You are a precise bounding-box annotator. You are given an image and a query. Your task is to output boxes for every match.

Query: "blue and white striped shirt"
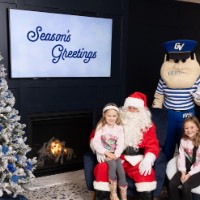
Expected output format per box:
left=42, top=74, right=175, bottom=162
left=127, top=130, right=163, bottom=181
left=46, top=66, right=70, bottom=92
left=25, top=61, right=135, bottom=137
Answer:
left=155, top=77, right=200, bottom=111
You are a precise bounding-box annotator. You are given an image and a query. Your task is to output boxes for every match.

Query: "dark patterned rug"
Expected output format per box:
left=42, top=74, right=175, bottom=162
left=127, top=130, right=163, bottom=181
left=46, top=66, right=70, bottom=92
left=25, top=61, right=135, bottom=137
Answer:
left=23, top=182, right=91, bottom=200
left=22, top=170, right=169, bottom=200
left=22, top=170, right=92, bottom=200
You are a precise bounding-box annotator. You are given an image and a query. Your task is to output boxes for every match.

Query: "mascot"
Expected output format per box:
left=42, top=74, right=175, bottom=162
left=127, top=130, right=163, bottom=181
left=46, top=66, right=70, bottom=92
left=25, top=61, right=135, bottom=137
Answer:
left=152, top=39, right=200, bottom=161
left=90, top=92, right=160, bottom=200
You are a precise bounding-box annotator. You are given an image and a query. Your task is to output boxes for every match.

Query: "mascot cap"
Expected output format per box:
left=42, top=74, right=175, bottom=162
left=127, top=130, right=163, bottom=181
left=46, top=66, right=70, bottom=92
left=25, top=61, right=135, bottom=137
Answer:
left=163, top=39, right=198, bottom=60
left=124, top=92, right=147, bottom=109
left=163, top=39, right=197, bottom=53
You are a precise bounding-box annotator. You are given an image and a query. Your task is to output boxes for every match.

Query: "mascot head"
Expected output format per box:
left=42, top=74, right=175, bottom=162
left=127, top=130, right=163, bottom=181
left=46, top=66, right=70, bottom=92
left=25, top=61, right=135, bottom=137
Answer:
left=161, top=39, right=200, bottom=88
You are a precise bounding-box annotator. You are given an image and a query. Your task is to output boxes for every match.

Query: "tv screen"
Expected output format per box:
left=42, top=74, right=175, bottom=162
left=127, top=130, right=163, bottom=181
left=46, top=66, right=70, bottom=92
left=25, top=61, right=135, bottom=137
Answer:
left=8, top=9, right=113, bottom=78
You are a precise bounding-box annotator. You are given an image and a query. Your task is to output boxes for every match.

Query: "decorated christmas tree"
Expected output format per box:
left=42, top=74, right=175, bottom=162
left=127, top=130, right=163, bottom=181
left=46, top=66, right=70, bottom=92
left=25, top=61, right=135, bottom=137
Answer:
left=0, top=53, right=37, bottom=197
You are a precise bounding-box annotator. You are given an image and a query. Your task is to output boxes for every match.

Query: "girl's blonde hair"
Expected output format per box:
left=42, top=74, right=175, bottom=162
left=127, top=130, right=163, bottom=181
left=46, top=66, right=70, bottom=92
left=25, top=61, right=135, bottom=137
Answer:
left=96, top=103, right=123, bottom=131
left=182, top=116, right=200, bottom=147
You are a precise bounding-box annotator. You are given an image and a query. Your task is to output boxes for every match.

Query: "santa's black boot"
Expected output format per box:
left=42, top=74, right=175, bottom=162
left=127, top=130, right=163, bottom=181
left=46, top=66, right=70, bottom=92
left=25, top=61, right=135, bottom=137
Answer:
left=94, top=190, right=110, bottom=200
left=139, top=191, right=152, bottom=200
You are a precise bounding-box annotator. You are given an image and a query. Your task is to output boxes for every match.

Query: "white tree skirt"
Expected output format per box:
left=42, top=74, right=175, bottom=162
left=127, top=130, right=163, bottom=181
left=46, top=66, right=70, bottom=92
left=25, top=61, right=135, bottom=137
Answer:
left=22, top=170, right=92, bottom=200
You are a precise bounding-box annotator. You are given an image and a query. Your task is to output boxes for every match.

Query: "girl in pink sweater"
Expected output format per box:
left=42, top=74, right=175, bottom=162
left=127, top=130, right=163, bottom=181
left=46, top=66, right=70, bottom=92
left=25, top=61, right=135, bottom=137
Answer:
left=168, top=116, right=200, bottom=200
left=93, top=103, right=127, bottom=200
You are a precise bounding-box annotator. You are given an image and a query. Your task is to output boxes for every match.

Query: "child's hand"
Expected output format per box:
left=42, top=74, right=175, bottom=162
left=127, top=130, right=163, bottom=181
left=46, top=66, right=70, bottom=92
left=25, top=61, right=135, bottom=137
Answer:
left=181, top=172, right=190, bottom=183
left=182, top=173, right=190, bottom=183
left=105, top=157, right=112, bottom=161
left=181, top=172, right=186, bottom=182
left=105, top=151, right=117, bottom=160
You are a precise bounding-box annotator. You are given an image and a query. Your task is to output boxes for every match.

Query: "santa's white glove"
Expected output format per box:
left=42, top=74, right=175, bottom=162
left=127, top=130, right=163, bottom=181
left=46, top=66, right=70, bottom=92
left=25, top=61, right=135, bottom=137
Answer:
left=96, top=153, right=106, bottom=163
left=139, top=153, right=156, bottom=176
left=191, top=85, right=200, bottom=100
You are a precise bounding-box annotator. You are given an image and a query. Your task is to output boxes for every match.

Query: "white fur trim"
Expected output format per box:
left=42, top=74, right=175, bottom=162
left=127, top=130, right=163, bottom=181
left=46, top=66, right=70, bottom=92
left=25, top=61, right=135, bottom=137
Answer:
left=144, top=152, right=156, bottom=166
left=124, top=155, right=144, bottom=166
left=124, top=97, right=144, bottom=108
left=135, top=181, right=157, bottom=192
left=93, top=181, right=110, bottom=191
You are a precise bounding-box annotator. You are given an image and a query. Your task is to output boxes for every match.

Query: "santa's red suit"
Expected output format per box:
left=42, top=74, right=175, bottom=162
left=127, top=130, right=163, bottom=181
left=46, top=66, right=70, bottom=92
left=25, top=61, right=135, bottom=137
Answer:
left=90, top=92, right=160, bottom=194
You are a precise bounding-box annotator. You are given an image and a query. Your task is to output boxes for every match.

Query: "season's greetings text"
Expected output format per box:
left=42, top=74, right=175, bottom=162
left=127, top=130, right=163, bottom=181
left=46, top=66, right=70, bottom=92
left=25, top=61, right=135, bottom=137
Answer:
left=27, top=26, right=97, bottom=64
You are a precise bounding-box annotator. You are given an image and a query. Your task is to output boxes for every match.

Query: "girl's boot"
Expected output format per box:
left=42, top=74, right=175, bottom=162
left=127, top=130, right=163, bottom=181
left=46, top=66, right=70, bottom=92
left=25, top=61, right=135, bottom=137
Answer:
left=119, top=184, right=128, bottom=200
left=109, top=179, right=119, bottom=200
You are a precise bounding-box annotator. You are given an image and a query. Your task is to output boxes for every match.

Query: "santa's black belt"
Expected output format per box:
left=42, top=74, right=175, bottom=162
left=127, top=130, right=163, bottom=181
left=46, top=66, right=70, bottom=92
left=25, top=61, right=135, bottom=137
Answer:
left=123, top=147, right=144, bottom=156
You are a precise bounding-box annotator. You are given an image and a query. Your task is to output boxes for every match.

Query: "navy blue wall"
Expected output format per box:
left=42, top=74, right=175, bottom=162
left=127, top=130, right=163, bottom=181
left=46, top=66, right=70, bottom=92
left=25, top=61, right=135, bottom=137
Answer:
left=0, top=0, right=129, bottom=146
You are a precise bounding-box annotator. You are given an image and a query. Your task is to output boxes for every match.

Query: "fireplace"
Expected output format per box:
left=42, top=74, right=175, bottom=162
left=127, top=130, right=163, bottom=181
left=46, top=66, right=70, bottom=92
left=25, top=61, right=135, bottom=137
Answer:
left=27, top=110, right=93, bottom=176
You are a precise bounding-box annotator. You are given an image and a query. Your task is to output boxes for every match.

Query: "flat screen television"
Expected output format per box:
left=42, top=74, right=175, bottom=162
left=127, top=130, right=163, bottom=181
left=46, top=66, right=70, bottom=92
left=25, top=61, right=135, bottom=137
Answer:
left=8, top=9, right=113, bottom=78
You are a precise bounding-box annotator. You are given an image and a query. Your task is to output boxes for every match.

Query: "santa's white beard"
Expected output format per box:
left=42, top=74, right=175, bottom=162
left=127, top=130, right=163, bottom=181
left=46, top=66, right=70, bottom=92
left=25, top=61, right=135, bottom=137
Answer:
left=120, top=107, right=152, bottom=148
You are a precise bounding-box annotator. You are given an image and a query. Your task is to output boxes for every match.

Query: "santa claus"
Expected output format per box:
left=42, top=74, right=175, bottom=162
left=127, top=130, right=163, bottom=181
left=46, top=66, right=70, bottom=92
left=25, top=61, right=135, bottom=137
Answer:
left=90, top=92, right=160, bottom=200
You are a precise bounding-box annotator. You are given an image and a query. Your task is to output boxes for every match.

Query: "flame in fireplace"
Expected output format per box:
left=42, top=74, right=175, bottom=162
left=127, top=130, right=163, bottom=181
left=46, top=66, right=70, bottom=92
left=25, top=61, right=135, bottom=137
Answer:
left=49, top=140, right=69, bottom=157
left=63, top=148, right=68, bottom=155
left=37, top=137, right=75, bottom=168
left=50, top=140, right=62, bottom=156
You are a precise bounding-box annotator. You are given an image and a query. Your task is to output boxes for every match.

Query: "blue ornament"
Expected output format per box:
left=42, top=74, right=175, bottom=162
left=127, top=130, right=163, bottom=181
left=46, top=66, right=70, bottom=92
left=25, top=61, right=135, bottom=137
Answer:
left=7, top=163, right=16, bottom=173
left=24, top=161, right=33, bottom=171
left=15, top=154, right=20, bottom=162
left=2, top=145, right=8, bottom=154
left=11, top=175, right=18, bottom=183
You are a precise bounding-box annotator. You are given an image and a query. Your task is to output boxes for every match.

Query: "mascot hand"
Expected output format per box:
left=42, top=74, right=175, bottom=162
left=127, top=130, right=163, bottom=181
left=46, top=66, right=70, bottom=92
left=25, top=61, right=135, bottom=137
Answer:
left=152, top=93, right=164, bottom=108
left=139, top=153, right=156, bottom=176
left=96, top=153, right=106, bottom=163
left=191, top=85, right=200, bottom=100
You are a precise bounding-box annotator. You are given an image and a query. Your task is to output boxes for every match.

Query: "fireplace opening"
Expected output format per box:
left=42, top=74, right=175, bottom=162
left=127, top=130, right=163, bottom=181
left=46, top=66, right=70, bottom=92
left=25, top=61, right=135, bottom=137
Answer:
left=27, top=110, right=93, bottom=177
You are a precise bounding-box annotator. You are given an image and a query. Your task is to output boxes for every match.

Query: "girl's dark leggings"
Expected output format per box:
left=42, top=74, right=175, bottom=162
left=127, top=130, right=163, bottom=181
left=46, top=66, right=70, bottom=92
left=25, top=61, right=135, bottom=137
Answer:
left=168, top=171, right=200, bottom=200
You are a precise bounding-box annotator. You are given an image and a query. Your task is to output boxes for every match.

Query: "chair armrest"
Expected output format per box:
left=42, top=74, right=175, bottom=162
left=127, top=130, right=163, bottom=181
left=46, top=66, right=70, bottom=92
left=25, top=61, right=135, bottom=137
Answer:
left=84, top=151, right=97, bottom=191
left=153, top=151, right=168, bottom=197
left=166, top=155, right=178, bottom=180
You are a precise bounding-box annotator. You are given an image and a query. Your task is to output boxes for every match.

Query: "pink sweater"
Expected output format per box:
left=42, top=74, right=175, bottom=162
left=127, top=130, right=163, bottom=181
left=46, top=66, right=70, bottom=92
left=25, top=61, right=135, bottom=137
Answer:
left=178, top=139, right=200, bottom=176
left=93, top=123, right=124, bottom=158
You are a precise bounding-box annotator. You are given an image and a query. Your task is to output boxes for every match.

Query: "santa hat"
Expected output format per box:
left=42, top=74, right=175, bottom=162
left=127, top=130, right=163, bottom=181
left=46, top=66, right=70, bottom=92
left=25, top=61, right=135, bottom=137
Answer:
left=123, top=92, right=147, bottom=109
